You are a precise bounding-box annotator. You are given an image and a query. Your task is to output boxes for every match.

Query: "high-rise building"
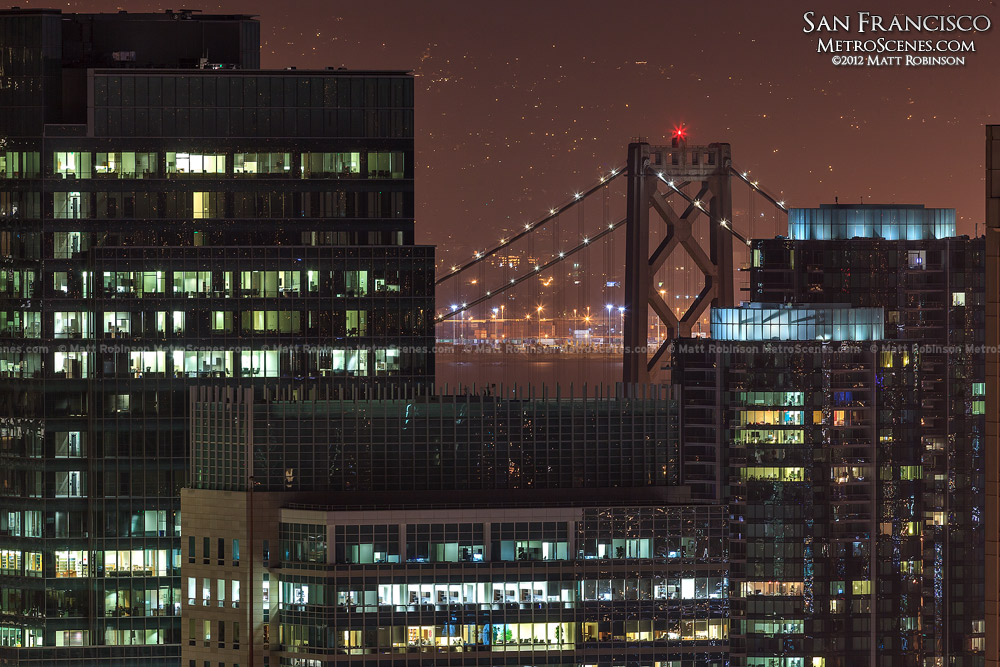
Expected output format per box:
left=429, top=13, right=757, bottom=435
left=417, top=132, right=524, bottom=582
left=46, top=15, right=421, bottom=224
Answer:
left=181, top=385, right=731, bottom=667
left=985, top=127, right=1000, bottom=667
left=0, top=9, right=432, bottom=665
left=674, top=205, right=985, bottom=667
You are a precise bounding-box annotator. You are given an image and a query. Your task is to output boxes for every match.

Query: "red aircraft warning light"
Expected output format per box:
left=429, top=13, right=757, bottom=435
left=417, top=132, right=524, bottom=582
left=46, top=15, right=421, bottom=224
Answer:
left=671, top=125, right=688, bottom=147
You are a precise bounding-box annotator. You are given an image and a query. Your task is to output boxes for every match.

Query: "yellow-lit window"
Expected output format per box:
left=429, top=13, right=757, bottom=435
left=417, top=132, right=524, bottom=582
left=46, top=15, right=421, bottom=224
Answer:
left=904, top=522, right=920, bottom=536
left=899, top=466, right=922, bottom=481
left=25, top=552, right=42, bottom=576
left=831, top=466, right=868, bottom=483
left=952, top=292, right=966, bottom=306
left=813, top=659, right=826, bottom=667
left=192, top=192, right=222, bottom=219
left=973, top=401, right=985, bottom=415
left=851, top=580, right=871, bottom=595
left=210, top=312, right=232, bottom=332
left=740, top=581, right=804, bottom=597
left=741, top=467, right=806, bottom=482
left=813, top=411, right=823, bottom=424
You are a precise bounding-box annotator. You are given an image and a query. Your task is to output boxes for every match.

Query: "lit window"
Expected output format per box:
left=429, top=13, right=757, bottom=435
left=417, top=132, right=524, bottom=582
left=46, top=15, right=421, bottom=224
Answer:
left=741, top=467, right=806, bottom=482
left=166, top=152, right=226, bottom=175
left=53, top=152, right=92, bottom=178
left=301, top=152, right=360, bottom=178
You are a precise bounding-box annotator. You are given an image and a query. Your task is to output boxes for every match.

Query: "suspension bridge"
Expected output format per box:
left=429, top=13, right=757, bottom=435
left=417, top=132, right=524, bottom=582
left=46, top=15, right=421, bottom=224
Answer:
left=435, top=131, right=789, bottom=384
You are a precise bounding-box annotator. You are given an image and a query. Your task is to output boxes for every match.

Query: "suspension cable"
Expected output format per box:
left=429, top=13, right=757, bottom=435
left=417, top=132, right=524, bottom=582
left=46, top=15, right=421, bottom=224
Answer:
left=729, top=165, right=788, bottom=214
left=650, top=171, right=753, bottom=247
left=436, top=217, right=626, bottom=322
left=436, top=164, right=627, bottom=285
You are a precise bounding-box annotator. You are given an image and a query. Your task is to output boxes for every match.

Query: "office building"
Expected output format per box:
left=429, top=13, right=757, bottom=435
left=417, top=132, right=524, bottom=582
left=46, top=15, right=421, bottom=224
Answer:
left=181, top=385, right=730, bottom=667
left=986, top=126, right=1000, bottom=667
left=674, top=205, right=985, bottom=667
left=0, top=9, right=432, bottom=665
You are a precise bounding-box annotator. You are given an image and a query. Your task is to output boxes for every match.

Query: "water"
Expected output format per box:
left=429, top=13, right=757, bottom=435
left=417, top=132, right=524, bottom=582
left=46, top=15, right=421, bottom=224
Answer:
left=436, top=348, right=624, bottom=392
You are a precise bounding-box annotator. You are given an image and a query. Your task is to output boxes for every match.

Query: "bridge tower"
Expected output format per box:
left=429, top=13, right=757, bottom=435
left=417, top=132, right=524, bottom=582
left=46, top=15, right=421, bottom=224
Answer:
left=623, top=135, right=735, bottom=384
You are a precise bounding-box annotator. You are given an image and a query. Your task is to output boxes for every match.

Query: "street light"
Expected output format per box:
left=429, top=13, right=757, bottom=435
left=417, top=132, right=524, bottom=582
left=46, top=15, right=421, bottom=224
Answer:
left=606, top=304, right=614, bottom=345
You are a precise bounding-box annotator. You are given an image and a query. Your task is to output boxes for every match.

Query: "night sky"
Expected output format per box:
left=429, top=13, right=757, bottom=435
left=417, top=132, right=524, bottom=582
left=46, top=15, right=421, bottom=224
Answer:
left=38, top=0, right=1000, bottom=250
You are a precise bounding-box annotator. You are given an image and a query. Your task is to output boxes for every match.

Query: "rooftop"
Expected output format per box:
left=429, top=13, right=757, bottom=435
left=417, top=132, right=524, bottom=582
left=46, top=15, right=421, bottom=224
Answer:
left=788, top=203, right=956, bottom=241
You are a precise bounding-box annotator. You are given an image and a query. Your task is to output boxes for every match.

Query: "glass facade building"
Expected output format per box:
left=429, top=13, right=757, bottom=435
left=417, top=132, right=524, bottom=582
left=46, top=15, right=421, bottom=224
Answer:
left=189, top=386, right=678, bottom=494
left=986, top=126, right=1000, bottom=667
left=181, top=385, right=730, bottom=667
left=787, top=204, right=955, bottom=241
left=0, top=10, right=432, bottom=666
left=674, top=206, right=985, bottom=667
left=710, top=304, right=884, bottom=342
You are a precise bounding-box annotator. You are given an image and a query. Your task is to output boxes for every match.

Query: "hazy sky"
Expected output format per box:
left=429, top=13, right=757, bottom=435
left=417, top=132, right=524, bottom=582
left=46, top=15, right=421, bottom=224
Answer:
left=50, top=0, right=1000, bottom=250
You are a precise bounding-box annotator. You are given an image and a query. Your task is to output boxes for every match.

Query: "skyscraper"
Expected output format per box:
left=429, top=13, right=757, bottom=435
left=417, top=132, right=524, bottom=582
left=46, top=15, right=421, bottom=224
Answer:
left=985, top=126, right=1000, bottom=667
left=674, top=205, right=985, bottom=667
left=0, top=9, right=432, bottom=665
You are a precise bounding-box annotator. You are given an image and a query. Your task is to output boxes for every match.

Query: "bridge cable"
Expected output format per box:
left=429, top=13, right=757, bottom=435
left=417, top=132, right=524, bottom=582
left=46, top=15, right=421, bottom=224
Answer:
left=436, top=165, right=626, bottom=285
left=436, top=216, right=626, bottom=323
